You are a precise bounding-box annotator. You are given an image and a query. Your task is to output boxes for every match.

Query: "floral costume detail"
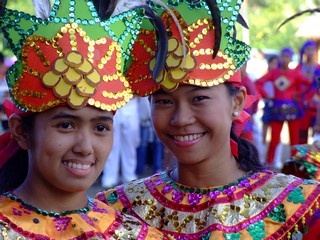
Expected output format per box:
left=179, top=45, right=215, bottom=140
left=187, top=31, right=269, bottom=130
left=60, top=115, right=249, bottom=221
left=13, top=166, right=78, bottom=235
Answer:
left=0, top=194, right=165, bottom=239
left=283, top=143, right=320, bottom=180
left=0, top=0, right=145, bottom=112
left=97, top=170, right=320, bottom=239
left=126, top=0, right=251, bottom=96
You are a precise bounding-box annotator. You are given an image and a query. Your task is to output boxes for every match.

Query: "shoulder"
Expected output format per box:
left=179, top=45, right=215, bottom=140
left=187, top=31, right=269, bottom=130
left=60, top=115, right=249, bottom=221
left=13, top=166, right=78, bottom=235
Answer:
left=95, top=173, right=161, bottom=208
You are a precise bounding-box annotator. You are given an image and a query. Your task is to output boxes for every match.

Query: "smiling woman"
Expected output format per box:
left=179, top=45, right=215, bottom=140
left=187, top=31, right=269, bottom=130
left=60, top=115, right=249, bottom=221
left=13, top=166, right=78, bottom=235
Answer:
left=0, top=0, right=167, bottom=239
left=96, top=0, right=320, bottom=239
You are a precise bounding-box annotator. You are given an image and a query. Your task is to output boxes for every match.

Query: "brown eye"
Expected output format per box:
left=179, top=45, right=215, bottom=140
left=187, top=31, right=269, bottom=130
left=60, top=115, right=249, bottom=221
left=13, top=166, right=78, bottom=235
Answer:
left=96, top=124, right=109, bottom=132
left=58, top=122, right=72, bottom=129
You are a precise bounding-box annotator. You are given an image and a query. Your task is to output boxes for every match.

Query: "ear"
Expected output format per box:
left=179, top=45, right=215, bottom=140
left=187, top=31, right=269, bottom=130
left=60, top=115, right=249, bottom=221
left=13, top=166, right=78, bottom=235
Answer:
left=232, top=86, right=247, bottom=115
left=8, top=114, right=30, bottom=150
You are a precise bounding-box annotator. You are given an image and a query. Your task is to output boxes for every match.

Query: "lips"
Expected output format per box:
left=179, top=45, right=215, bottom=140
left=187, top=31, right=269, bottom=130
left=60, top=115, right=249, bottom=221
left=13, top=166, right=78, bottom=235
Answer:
left=173, top=133, right=205, bottom=142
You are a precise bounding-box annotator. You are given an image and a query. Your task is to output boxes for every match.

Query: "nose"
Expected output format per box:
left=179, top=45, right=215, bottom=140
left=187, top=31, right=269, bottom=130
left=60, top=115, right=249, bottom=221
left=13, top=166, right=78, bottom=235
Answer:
left=170, top=103, right=195, bottom=127
left=73, top=129, right=94, bottom=156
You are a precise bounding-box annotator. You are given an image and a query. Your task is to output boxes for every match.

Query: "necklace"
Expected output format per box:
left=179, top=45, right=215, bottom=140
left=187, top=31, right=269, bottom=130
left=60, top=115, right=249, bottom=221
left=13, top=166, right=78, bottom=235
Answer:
left=3, top=191, right=94, bottom=218
left=163, top=170, right=259, bottom=195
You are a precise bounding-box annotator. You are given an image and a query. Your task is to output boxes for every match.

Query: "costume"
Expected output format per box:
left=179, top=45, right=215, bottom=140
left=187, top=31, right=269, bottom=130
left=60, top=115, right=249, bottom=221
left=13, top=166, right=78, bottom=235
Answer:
left=255, top=66, right=311, bottom=164
left=97, top=170, right=320, bottom=239
left=282, top=141, right=320, bottom=180
left=295, top=40, right=320, bottom=144
left=0, top=192, right=164, bottom=239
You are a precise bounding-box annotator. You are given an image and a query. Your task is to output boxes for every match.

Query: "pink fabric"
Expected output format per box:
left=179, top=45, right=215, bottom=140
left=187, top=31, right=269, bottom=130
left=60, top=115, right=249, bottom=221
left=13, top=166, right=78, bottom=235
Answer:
left=0, top=132, right=20, bottom=168
left=0, top=99, right=23, bottom=168
left=231, top=95, right=258, bottom=158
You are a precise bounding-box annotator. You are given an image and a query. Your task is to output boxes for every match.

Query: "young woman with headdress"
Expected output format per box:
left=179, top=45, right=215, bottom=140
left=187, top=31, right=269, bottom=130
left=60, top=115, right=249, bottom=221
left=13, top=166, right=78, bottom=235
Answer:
left=0, top=0, right=168, bottom=239
left=96, top=0, right=320, bottom=239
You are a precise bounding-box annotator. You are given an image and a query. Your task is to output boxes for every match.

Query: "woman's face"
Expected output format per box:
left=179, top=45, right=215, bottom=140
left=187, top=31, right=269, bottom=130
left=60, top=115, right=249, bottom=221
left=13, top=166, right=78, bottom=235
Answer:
left=20, top=106, right=114, bottom=193
left=150, top=84, right=242, bottom=165
left=304, top=45, right=316, bottom=60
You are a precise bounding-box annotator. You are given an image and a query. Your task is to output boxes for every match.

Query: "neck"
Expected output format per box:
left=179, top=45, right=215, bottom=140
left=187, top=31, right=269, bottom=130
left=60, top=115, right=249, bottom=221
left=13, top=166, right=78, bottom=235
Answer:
left=174, top=152, right=245, bottom=188
left=14, top=181, right=88, bottom=213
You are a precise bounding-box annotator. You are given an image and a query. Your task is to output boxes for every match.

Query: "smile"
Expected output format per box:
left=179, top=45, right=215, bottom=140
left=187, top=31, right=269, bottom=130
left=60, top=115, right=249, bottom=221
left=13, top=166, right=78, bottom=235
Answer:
left=62, top=161, right=91, bottom=170
left=173, top=133, right=205, bottom=142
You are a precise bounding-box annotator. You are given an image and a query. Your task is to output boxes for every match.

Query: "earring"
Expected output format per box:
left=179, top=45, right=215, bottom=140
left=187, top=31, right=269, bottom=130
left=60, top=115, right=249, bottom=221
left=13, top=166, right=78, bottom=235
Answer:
left=233, top=111, right=239, bottom=117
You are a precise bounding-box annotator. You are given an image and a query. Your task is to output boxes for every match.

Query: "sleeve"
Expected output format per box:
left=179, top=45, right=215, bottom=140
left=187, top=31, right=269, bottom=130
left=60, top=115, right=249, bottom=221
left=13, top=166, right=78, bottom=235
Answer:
left=255, top=70, right=275, bottom=98
left=297, top=71, right=313, bottom=95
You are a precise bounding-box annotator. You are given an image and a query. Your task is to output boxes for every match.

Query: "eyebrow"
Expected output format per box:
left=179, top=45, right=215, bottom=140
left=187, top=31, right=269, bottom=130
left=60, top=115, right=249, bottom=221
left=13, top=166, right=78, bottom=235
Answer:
left=154, top=86, right=208, bottom=96
left=51, top=113, right=113, bottom=122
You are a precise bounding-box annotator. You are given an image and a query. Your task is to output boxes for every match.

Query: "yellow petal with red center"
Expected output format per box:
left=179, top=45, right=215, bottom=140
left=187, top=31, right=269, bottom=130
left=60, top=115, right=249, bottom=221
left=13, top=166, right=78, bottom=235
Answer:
left=168, top=38, right=179, bottom=53
left=76, top=78, right=96, bottom=97
left=53, top=78, right=72, bottom=98
left=65, top=51, right=84, bottom=68
left=85, top=69, right=102, bottom=87
left=76, top=59, right=94, bottom=75
left=162, top=77, right=179, bottom=92
left=63, top=68, right=82, bottom=85
left=53, top=58, right=69, bottom=74
left=181, top=54, right=197, bottom=72
left=168, top=68, right=188, bottom=83
left=42, top=71, right=61, bottom=87
left=166, top=54, right=182, bottom=70
left=67, top=88, right=88, bottom=109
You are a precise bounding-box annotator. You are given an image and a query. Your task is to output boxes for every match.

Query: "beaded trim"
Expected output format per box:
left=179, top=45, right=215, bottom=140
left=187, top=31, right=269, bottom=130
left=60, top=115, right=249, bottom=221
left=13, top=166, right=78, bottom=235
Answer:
left=161, top=170, right=259, bottom=195
left=3, top=192, right=94, bottom=218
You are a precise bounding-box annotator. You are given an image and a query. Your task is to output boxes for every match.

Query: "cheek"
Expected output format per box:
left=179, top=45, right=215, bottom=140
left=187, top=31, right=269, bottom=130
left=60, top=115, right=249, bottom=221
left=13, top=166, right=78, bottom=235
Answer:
left=151, top=113, right=164, bottom=134
left=95, top=137, right=113, bottom=161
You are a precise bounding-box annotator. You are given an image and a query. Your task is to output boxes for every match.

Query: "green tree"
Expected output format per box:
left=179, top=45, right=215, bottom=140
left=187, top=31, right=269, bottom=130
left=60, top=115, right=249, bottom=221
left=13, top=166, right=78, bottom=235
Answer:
left=247, top=0, right=318, bottom=53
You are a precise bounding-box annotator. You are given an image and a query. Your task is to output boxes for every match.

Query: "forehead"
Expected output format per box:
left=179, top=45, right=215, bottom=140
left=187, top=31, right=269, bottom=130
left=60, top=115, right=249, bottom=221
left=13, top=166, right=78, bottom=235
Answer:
left=152, top=84, right=226, bottom=98
left=35, top=106, right=113, bottom=121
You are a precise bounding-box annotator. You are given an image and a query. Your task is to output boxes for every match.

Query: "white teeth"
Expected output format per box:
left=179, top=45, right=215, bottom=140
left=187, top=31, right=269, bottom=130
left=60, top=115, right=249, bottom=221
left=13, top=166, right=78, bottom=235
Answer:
left=174, top=133, right=203, bottom=142
left=63, top=161, right=91, bottom=170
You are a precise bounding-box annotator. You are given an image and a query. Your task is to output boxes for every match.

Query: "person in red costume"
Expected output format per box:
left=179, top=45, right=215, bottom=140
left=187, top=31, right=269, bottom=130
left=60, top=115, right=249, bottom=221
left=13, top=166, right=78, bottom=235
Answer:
left=296, top=40, right=320, bottom=144
left=255, top=47, right=311, bottom=166
left=240, top=63, right=260, bottom=143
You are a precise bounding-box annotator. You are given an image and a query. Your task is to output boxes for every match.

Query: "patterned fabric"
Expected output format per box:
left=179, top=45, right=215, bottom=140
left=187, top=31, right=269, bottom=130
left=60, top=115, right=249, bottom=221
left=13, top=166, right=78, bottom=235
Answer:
left=96, top=170, right=320, bottom=239
left=0, top=196, right=166, bottom=239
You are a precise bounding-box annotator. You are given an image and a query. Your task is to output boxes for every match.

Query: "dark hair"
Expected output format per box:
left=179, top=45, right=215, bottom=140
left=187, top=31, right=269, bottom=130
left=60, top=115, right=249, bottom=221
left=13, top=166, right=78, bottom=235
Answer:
left=0, top=113, right=36, bottom=194
left=225, top=82, right=264, bottom=172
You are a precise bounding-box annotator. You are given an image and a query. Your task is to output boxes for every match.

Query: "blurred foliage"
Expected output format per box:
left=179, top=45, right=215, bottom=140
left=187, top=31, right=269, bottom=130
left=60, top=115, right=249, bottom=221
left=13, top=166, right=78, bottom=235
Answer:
left=246, top=0, right=320, bottom=53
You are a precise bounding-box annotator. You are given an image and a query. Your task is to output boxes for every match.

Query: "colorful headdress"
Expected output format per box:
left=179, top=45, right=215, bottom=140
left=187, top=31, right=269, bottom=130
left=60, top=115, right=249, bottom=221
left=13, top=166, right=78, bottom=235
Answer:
left=0, top=0, right=145, bottom=112
left=126, top=0, right=251, bottom=96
